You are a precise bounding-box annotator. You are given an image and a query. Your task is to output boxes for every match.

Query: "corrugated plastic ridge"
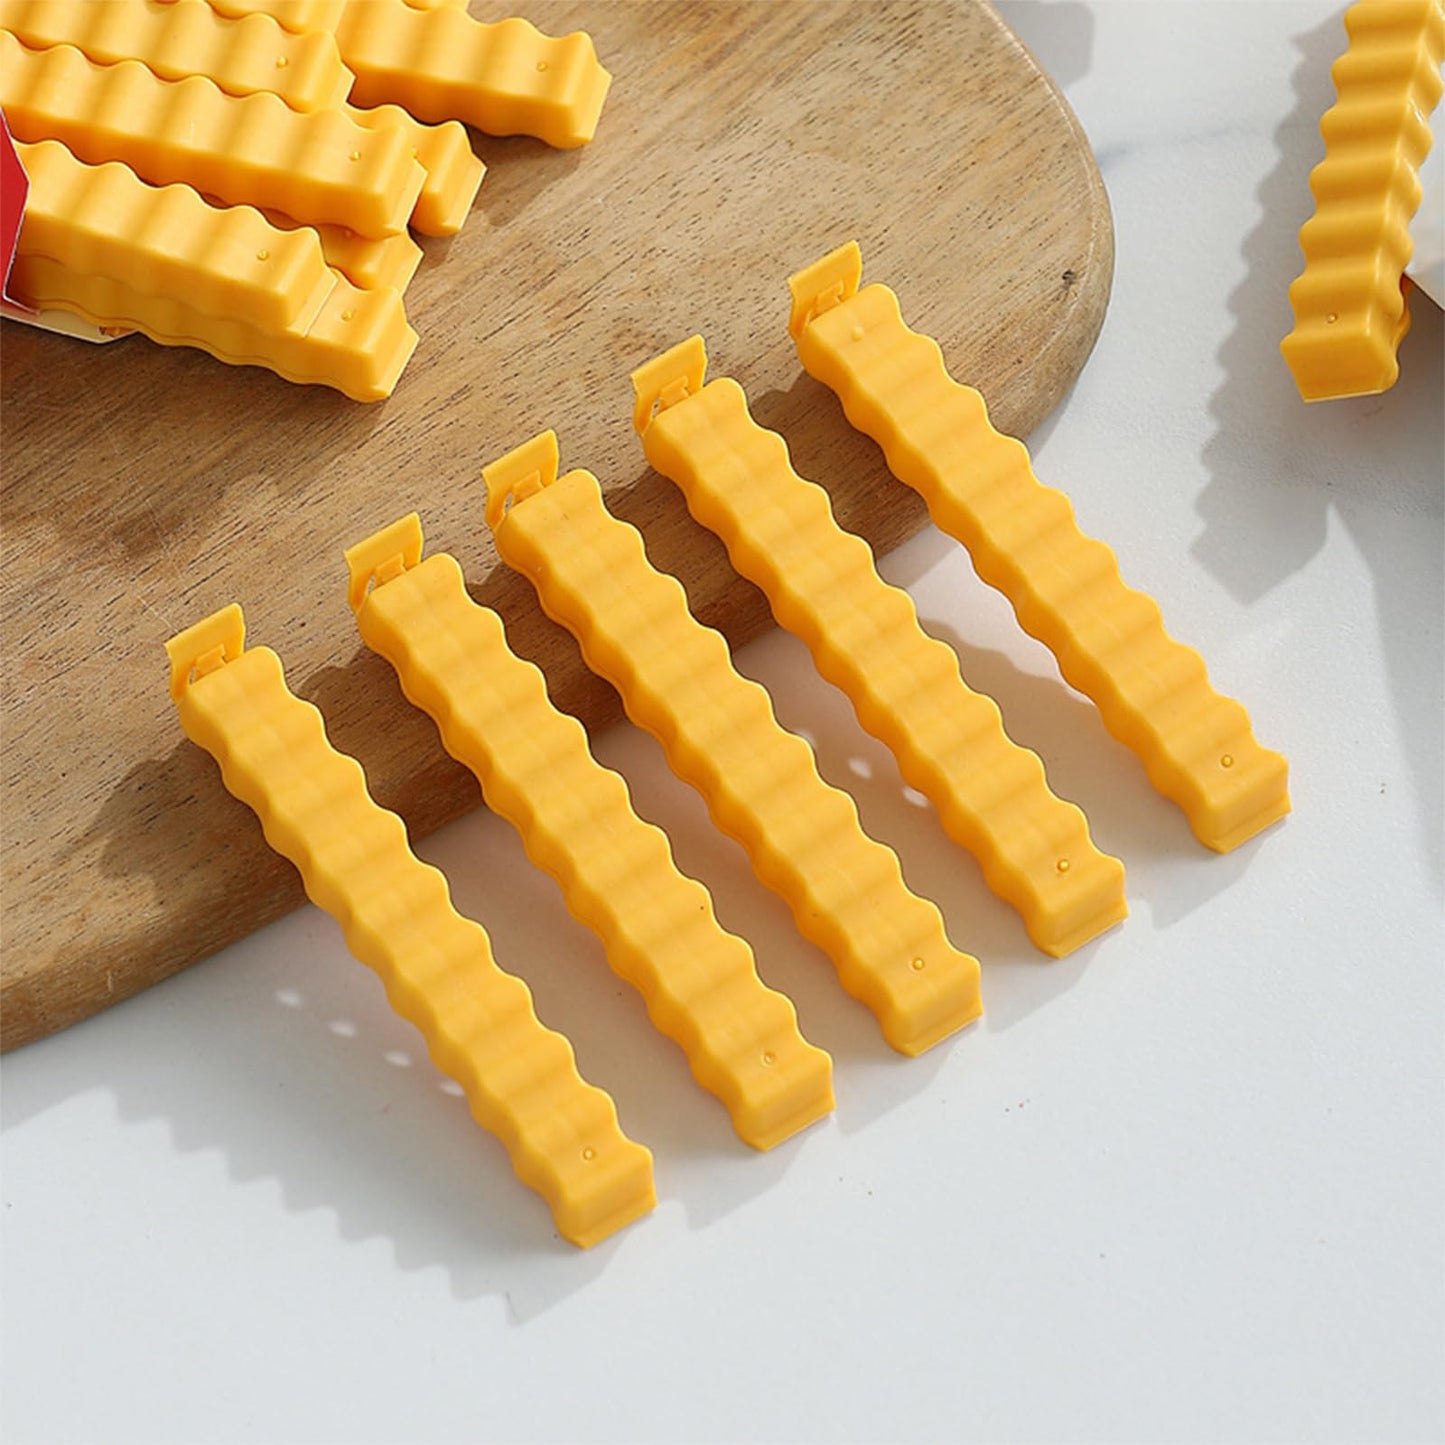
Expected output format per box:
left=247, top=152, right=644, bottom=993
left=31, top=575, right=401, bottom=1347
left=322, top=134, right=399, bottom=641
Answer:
left=354, top=553, right=834, bottom=1149
left=0, top=33, right=424, bottom=236
left=332, top=0, right=611, bottom=148
left=504, top=509, right=926, bottom=1024
left=170, top=642, right=654, bottom=1248
left=491, top=469, right=983, bottom=1056
left=204, top=0, right=345, bottom=35
left=795, top=282, right=1290, bottom=853
left=345, top=101, right=483, bottom=235
left=642, top=376, right=1127, bottom=958
left=254, top=204, right=422, bottom=293
left=1282, top=0, right=1445, bottom=397
left=15, top=138, right=333, bottom=333
left=0, top=0, right=353, bottom=110
left=13, top=254, right=415, bottom=401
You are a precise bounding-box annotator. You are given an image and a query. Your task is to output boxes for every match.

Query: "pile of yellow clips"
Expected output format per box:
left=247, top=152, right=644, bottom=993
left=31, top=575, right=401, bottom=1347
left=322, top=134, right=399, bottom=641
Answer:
left=166, top=241, right=1290, bottom=1248
left=0, top=0, right=612, bottom=399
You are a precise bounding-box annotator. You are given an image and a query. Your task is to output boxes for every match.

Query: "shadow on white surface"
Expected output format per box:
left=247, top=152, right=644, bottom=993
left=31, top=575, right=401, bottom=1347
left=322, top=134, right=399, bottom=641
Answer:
left=0, top=763, right=845, bottom=1317
left=857, top=514, right=956, bottom=593
left=1197, top=7, right=1444, bottom=880
left=0, top=924, right=626, bottom=1319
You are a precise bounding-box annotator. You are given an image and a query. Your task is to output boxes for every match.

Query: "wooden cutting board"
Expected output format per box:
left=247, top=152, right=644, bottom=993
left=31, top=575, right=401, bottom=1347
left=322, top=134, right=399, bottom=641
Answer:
left=0, top=0, right=1112, bottom=1050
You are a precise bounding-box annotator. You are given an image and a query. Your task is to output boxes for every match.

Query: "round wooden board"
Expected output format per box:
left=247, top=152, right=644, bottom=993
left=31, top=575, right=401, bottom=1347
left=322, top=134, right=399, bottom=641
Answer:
left=0, top=0, right=1112, bottom=1049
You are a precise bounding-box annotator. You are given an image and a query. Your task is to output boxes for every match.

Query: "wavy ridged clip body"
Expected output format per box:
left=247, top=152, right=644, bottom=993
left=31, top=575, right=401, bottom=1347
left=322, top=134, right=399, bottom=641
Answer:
left=164, top=604, right=655, bottom=1247
left=633, top=335, right=1127, bottom=957
left=789, top=242, right=1290, bottom=853
left=0, top=0, right=354, bottom=108
left=345, top=513, right=835, bottom=1150
left=10, top=139, right=414, bottom=399
left=0, top=32, right=425, bottom=236
left=1281, top=0, right=1444, bottom=399
left=485, top=431, right=983, bottom=1056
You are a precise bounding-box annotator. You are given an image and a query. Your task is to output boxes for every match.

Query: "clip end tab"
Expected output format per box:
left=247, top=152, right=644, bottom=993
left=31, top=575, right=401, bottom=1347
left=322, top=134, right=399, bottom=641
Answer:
left=165, top=603, right=246, bottom=702
left=630, top=334, right=708, bottom=435
left=483, top=430, right=561, bottom=531
left=787, top=240, right=863, bottom=339
left=344, top=513, right=424, bottom=616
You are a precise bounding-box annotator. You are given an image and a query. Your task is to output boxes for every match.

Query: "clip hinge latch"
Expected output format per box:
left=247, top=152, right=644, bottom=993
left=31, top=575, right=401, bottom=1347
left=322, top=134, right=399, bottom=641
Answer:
left=345, top=513, right=425, bottom=615
left=630, top=334, right=708, bottom=436
left=165, top=603, right=247, bottom=701
left=483, top=429, right=561, bottom=530
left=787, top=240, right=863, bottom=338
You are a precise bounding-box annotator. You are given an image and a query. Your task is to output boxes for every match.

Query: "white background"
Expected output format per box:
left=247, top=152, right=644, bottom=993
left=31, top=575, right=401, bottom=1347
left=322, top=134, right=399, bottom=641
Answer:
left=3, top=4, right=1442, bottom=1442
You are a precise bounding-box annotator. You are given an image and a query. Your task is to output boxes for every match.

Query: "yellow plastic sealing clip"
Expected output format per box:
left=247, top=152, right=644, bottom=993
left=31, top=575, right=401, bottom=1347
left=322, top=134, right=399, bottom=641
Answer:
left=0, top=33, right=425, bottom=237
left=486, top=432, right=982, bottom=1057
left=346, top=514, right=835, bottom=1149
left=634, top=337, right=1127, bottom=957
left=789, top=242, right=1290, bottom=854
left=345, top=102, right=484, bottom=236
left=0, top=0, right=354, bottom=111
left=164, top=604, right=655, bottom=1248
left=257, top=205, right=423, bottom=294
left=1281, top=0, right=1444, bottom=400
left=12, top=140, right=415, bottom=398
left=15, top=139, right=335, bottom=334
left=332, top=0, right=612, bottom=148
left=14, top=252, right=416, bottom=401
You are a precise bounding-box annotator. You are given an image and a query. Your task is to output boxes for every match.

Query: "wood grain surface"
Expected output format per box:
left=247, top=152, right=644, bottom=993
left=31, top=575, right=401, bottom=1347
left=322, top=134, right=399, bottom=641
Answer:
left=0, top=0, right=1113, bottom=1050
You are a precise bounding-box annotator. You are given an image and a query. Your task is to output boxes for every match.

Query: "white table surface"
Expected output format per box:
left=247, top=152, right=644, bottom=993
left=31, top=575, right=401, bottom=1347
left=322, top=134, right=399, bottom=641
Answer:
left=3, top=4, right=1442, bottom=1442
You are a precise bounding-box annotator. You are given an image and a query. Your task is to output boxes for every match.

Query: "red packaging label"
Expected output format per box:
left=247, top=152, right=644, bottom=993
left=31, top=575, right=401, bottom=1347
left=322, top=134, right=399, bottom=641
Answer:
left=1, top=106, right=33, bottom=314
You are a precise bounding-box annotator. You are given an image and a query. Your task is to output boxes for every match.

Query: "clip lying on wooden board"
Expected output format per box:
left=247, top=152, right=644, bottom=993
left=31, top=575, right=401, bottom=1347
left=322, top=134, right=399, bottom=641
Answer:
left=486, top=432, right=984, bottom=1057
left=633, top=335, right=1128, bottom=958
left=0, top=33, right=425, bottom=237
left=346, top=513, right=835, bottom=1151
left=165, top=603, right=656, bottom=1248
left=332, top=0, right=613, bottom=147
left=0, top=0, right=354, bottom=111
